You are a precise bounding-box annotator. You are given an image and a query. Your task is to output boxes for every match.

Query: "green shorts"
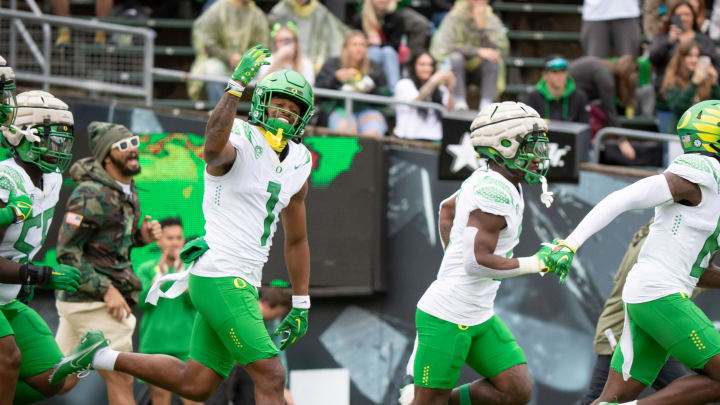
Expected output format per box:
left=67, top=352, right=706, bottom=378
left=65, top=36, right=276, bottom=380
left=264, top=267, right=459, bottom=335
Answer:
left=187, top=274, right=279, bottom=378
left=611, top=293, right=720, bottom=386
left=0, top=300, right=63, bottom=378
left=413, top=309, right=526, bottom=389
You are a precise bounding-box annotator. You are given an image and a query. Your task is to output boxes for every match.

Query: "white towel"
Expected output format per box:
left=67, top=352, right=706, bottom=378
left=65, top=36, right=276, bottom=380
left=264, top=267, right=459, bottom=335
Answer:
left=145, top=267, right=192, bottom=306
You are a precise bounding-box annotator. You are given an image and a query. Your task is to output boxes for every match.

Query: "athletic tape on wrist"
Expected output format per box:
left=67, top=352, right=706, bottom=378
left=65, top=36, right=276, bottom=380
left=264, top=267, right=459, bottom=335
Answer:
left=18, top=264, right=51, bottom=285
left=292, top=295, right=310, bottom=309
left=225, top=80, right=245, bottom=98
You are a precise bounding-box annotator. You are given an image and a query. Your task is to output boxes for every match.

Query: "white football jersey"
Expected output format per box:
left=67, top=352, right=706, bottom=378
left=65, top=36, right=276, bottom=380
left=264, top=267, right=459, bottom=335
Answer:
left=192, top=120, right=312, bottom=286
left=417, top=166, right=524, bottom=325
left=624, top=154, right=720, bottom=303
left=0, top=158, right=62, bottom=305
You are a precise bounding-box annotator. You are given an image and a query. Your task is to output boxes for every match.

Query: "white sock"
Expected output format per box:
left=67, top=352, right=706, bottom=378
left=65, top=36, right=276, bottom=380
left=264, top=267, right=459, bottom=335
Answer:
left=92, top=346, right=120, bottom=371
left=620, top=401, right=638, bottom=405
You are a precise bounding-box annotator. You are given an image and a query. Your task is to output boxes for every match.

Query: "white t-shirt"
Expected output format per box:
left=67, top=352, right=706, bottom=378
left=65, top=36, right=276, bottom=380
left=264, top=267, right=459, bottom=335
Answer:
left=393, top=78, right=449, bottom=141
left=582, top=0, right=640, bottom=21
left=0, top=159, right=62, bottom=305
left=257, top=56, right=316, bottom=87
left=417, top=166, right=524, bottom=325
left=191, top=120, right=312, bottom=287
left=624, top=154, right=720, bottom=303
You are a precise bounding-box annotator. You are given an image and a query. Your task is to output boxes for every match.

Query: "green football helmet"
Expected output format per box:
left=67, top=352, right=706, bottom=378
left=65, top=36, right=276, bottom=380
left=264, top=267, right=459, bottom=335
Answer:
left=470, top=101, right=551, bottom=184
left=0, top=56, right=17, bottom=128
left=250, top=69, right=314, bottom=139
left=676, top=99, right=720, bottom=155
left=0, top=91, right=74, bottom=173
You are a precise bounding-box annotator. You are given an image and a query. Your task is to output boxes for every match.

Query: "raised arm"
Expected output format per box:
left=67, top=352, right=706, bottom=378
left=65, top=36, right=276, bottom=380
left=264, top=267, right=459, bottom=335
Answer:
left=204, top=45, right=270, bottom=176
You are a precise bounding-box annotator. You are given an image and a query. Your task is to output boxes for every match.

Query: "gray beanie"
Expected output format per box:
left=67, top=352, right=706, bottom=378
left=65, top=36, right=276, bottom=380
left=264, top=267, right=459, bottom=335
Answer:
left=87, top=121, right=134, bottom=162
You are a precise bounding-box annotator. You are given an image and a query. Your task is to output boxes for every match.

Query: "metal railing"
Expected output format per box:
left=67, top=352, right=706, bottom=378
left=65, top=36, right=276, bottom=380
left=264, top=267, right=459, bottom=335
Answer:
left=152, top=67, right=448, bottom=116
left=592, top=127, right=680, bottom=163
left=1, top=6, right=156, bottom=104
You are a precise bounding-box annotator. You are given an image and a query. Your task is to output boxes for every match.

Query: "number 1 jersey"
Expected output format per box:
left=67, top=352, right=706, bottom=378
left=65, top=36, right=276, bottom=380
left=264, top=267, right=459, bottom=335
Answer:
left=0, top=158, right=62, bottom=304
left=192, top=120, right=312, bottom=286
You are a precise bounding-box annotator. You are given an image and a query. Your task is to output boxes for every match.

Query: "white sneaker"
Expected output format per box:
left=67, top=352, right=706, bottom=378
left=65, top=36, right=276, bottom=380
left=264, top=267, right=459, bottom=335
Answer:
left=455, top=100, right=469, bottom=111
left=398, top=383, right=414, bottom=405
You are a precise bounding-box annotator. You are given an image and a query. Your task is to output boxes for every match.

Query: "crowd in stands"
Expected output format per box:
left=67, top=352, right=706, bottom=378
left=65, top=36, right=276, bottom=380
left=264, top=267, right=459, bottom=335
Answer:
left=50, top=0, right=720, bottom=160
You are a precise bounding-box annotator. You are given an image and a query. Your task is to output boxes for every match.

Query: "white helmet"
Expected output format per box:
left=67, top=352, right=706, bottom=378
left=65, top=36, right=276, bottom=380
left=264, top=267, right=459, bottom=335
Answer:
left=1, top=90, right=74, bottom=173
left=469, top=101, right=550, bottom=185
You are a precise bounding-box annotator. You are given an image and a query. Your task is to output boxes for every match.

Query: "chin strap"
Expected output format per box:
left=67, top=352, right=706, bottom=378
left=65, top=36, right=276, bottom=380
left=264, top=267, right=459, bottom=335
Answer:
left=540, top=176, right=554, bottom=208
left=261, top=127, right=288, bottom=152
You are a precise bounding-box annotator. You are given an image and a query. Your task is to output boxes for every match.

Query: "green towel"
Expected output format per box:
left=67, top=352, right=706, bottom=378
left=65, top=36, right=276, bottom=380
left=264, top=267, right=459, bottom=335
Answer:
left=179, top=237, right=209, bottom=264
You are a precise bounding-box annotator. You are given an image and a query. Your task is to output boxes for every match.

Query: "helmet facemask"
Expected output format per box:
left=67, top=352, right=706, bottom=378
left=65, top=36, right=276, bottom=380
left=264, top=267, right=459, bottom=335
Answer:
left=478, top=125, right=550, bottom=185
left=250, top=70, right=314, bottom=141
left=14, top=119, right=74, bottom=173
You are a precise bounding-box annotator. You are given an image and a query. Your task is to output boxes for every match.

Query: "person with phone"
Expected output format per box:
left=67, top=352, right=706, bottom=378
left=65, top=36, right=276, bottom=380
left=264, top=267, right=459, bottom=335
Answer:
left=649, top=1, right=719, bottom=133
left=661, top=41, right=720, bottom=131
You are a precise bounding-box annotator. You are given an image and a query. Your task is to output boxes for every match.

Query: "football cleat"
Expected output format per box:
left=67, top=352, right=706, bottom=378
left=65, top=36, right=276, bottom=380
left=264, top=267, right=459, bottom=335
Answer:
left=49, top=329, right=109, bottom=385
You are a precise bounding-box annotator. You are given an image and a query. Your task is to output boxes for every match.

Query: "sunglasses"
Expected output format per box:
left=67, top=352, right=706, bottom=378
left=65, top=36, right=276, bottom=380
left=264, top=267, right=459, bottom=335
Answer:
left=111, top=135, right=140, bottom=152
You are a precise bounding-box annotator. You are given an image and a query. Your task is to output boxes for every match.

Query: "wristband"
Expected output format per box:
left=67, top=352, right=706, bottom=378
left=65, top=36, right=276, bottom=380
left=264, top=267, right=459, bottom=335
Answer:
left=18, top=263, right=52, bottom=285
left=517, top=256, right=543, bottom=274
left=224, top=80, right=245, bottom=98
left=292, top=295, right=310, bottom=309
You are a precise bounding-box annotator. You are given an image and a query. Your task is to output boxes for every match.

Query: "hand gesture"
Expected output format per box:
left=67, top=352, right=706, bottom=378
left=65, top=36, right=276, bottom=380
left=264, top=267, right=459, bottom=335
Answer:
left=104, top=284, right=131, bottom=321
left=49, top=264, right=81, bottom=293
left=335, top=68, right=358, bottom=83
left=692, top=64, right=709, bottom=85
left=231, top=45, right=271, bottom=87
left=7, top=188, right=32, bottom=223
left=544, top=239, right=576, bottom=284
left=668, top=25, right=682, bottom=44
left=275, top=44, right=295, bottom=63
left=478, top=48, right=500, bottom=64
left=140, top=215, right=162, bottom=244
left=273, top=307, right=309, bottom=350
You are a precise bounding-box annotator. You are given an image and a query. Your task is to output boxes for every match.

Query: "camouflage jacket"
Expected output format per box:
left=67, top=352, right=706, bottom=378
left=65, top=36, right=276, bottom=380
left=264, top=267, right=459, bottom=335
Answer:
left=56, top=158, right=147, bottom=304
left=430, top=2, right=509, bottom=62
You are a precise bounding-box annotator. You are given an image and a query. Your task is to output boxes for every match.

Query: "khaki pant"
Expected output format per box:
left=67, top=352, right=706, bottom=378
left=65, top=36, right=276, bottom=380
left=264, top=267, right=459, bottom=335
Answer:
left=55, top=300, right=136, bottom=355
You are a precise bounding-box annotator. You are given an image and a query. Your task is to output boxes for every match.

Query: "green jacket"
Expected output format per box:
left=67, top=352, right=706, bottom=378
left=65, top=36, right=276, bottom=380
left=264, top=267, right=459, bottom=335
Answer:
left=137, top=259, right=195, bottom=357
left=56, top=158, right=146, bottom=304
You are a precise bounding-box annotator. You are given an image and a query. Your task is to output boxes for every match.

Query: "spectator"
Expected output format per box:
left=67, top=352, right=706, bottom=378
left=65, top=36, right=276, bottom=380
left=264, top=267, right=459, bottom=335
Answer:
left=316, top=30, right=389, bottom=136
left=136, top=218, right=201, bottom=405
left=569, top=55, right=638, bottom=160
left=352, top=0, right=432, bottom=89
left=394, top=51, right=455, bottom=141
left=523, top=55, right=589, bottom=123
left=188, top=0, right=270, bottom=102
left=55, top=122, right=162, bottom=405
left=269, top=0, right=348, bottom=73
left=222, top=284, right=294, bottom=405
left=51, top=0, right=113, bottom=45
left=649, top=0, right=719, bottom=132
left=661, top=40, right=720, bottom=130
left=256, top=22, right=315, bottom=86
left=430, top=0, right=509, bottom=111
left=581, top=0, right=641, bottom=58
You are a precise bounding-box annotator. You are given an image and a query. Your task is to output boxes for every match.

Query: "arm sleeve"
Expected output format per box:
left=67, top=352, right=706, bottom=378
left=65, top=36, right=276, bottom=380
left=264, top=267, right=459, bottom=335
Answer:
left=566, top=175, right=673, bottom=248
left=56, top=185, right=112, bottom=300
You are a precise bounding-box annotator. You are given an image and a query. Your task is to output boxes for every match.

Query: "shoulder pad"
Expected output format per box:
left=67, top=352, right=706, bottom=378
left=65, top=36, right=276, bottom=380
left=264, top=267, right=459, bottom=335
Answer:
left=472, top=175, right=515, bottom=206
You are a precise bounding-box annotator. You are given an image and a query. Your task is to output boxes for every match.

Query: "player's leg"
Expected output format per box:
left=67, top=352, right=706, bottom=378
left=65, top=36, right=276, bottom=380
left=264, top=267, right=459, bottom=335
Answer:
left=149, top=384, right=172, bottom=405
left=242, top=357, right=286, bottom=405
left=410, top=309, right=471, bottom=405
left=462, top=315, right=531, bottom=405
left=610, top=295, right=720, bottom=405
left=0, top=332, right=21, bottom=405
left=5, top=300, right=68, bottom=401
left=650, top=356, right=690, bottom=391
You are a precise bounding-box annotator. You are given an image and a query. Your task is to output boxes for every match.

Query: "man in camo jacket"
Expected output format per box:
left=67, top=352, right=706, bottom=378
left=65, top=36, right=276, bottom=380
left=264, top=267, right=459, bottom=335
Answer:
left=55, top=121, right=161, bottom=405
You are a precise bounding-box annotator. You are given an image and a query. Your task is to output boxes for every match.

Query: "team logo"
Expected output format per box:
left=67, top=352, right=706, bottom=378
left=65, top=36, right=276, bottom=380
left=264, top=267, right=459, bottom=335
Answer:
left=276, top=166, right=282, bottom=173
left=254, top=145, right=263, bottom=159
left=694, top=139, right=703, bottom=148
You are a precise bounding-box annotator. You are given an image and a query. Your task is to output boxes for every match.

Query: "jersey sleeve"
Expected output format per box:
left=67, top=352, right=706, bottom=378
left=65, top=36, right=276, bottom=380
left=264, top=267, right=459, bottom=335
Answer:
left=228, top=118, right=250, bottom=152
left=665, top=154, right=718, bottom=189
left=0, top=165, right=25, bottom=203
left=295, top=144, right=313, bottom=181
left=466, top=178, right=516, bottom=218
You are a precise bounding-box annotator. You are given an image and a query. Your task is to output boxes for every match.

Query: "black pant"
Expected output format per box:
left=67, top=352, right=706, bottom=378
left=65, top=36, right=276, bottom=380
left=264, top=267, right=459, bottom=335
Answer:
left=573, top=354, right=690, bottom=405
